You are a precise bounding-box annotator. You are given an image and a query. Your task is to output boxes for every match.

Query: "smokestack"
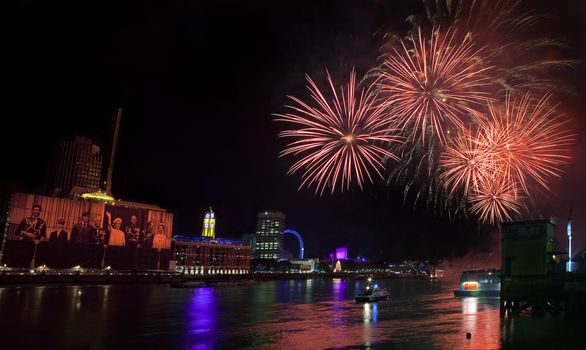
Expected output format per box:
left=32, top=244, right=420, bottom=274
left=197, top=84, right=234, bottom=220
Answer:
left=105, top=107, right=122, bottom=195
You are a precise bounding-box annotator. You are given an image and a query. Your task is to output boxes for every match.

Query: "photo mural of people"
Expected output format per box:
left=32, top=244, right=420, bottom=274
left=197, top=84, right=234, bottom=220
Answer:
left=3, top=193, right=174, bottom=269
left=101, top=204, right=171, bottom=249
left=152, top=223, right=168, bottom=249
left=93, top=214, right=106, bottom=245
left=142, top=221, right=154, bottom=248
left=48, top=218, right=68, bottom=242
left=105, top=211, right=126, bottom=247
left=14, top=204, right=46, bottom=241
left=70, top=211, right=97, bottom=244
left=125, top=215, right=141, bottom=247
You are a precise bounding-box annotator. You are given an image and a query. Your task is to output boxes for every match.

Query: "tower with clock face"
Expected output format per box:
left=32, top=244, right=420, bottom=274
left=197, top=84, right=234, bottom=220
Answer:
left=202, top=207, right=216, bottom=238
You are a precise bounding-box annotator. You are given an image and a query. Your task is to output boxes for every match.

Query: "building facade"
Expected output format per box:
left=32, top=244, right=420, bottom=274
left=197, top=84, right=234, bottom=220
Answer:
left=49, top=137, right=103, bottom=196
left=173, top=236, right=251, bottom=275
left=254, top=211, right=285, bottom=259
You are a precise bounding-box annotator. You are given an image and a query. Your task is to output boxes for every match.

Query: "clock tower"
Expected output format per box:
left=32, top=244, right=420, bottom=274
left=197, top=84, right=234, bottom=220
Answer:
left=202, top=207, right=216, bottom=238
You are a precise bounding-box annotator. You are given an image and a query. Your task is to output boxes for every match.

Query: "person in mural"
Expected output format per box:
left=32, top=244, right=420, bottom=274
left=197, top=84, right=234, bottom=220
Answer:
left=48, top=218, right=68, bottom=242
left=93, top=215, right=106, bottom=245
left=125, top=215, right=141, bottom=248
left=152, top=223, right=168, bottom=249
left=15, top=204, right=46, bottom=241
left=141, top=221, right=154, bottom=248
left=105, top=211, right=126, bottom=246
left=70, top=212, right=97, bottom=244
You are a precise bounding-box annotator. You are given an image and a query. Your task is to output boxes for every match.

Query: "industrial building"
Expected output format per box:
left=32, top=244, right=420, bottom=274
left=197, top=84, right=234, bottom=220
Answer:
left=500, top=218, right=586, bottom=318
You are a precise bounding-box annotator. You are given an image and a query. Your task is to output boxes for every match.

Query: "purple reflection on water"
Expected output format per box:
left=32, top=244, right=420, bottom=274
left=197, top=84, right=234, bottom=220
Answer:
left=186, top=288, right=216, bottom=350
left=332, top=278, right=347, bottom=301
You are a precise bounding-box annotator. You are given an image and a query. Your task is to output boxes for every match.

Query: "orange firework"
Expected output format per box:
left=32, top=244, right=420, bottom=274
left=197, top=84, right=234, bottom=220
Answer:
left=274, top=69, right=402, bottom=195
left=439, top=130, right=493, bottom=196
left=376, top=27, right=492, bottom=144
left=478, top=93, right=575, bottom=195
left=439, top=92, right=574, bottom=224
left=468, top=178, right=524, bottom=225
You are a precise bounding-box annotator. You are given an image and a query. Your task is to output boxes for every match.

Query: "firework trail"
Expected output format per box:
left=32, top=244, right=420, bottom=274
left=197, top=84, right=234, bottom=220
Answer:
left=376, top=27, right=492, bottom=145
left=375, top=26, right=492, bottom=215
left=274, top=69, right=402, bottom=195
left=439, top=92, right=574, bottom=224
left=468, top=178, right=524, bottom=225
left=412, top=0, right=579, bottom=94
left=438, top=130, right=493, bottom=197
left=478, top=93, right=575, bottom=195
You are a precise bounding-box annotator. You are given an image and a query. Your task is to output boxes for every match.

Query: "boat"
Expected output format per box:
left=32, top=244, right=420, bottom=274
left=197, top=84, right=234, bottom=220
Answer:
left=453, top=269, right=501, bottom=297
left=355, top=278, right=390, bottom=302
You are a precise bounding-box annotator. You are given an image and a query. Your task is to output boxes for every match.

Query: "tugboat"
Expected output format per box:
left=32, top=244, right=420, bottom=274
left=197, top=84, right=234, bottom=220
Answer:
left=355, top=277, right=390, bottom=302
left=453, top=269, right=500, bottom=297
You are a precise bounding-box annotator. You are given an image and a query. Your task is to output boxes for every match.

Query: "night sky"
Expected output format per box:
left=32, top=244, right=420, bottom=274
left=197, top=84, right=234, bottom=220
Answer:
left=4, top=0, right=586, bottom=260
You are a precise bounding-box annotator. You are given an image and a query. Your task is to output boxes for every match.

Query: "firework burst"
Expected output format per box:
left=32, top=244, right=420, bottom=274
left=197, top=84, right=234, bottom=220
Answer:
left=439, top=130, right=493, bottom=197
left=274, top=70, right=402, bottom=195
left=413, top=0, right=579, bottom=94
left=468, top=178, right=524, bottom=225
left=478, top=93, right=575, bottom=195
left=376, top=27, right=492, bottom=144
left=438, top=92, right=574, bottom=224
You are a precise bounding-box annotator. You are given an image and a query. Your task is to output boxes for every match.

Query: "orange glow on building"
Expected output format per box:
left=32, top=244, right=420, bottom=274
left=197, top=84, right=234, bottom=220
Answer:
left=463, top=281, right=479, bottom=290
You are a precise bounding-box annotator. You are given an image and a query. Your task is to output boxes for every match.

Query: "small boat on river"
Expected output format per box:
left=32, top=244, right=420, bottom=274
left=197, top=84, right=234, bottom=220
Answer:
left=355, top=278, right=390, bottom=302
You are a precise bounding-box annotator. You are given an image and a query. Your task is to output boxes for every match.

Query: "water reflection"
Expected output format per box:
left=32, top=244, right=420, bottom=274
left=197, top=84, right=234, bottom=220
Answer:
left=362, top=302, right=379, bottom=347
left=0, top=280, right=583, bottom=349
left=331, top=278, right=346, bottom=301
left=186, top=288, right=216, bottom=350
left=362, top=302, right=378, bottom=324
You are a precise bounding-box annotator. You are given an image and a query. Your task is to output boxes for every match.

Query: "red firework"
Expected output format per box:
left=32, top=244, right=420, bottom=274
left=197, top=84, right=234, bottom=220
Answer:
left=439, top=130, right=494, bottom=196
left=468, top=178, right=524, bottom=225
left=274, top=69, right=402, bottom=195
left=376, top=27, right=492, bottom=144
left=439, top=92, right=574, bottom=224
left=478, top=93, right=575, bottom=195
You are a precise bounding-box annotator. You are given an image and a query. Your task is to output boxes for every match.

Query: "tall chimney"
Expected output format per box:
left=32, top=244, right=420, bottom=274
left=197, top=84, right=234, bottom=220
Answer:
left=105, top=107, right=122, bottom=195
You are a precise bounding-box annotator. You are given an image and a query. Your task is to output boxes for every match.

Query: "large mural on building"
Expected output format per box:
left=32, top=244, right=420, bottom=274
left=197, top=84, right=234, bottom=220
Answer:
left=1, top=193, right=173, bottom=269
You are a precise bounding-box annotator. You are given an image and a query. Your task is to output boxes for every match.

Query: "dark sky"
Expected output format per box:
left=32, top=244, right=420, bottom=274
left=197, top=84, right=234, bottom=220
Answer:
left=4, top=0, right=586, bottom=260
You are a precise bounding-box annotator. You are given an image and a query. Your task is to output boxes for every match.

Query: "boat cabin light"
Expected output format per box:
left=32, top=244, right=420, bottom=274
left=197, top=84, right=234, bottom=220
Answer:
left=463, top=281, right=479, bottom=290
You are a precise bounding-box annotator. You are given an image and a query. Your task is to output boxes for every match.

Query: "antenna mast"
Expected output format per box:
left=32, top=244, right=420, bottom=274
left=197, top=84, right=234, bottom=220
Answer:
left=105, top=107, right=122, bottom=195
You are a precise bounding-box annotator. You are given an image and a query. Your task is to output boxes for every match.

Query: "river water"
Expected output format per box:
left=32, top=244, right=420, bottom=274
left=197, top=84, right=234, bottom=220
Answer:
left=0, top=278, right=583, bottom=349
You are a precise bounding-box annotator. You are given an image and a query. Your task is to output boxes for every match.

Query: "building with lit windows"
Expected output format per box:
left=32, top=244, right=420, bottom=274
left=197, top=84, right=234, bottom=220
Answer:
left=173, top=236, right=251, bottom=275
left=48, top=136, right=103, bottom=196
left=254, top=211, right=285, bottom=259
left=202, top=207, right=216, bottom=238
